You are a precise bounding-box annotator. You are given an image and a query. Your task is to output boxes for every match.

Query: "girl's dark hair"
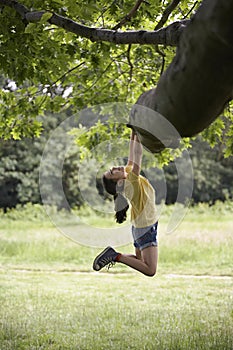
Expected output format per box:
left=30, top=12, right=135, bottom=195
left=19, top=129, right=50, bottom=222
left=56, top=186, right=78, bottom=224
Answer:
left=102, top=176, right=129, bottom=224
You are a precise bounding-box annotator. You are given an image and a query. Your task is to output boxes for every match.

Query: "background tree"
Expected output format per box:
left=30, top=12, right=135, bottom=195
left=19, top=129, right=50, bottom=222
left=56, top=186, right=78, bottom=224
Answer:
left=1, top=122, right=232, bottom=210
left=162, top=138, right=233, bottom=204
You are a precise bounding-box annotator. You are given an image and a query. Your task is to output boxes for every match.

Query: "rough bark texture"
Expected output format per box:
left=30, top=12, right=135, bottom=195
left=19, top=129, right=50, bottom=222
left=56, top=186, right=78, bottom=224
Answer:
left=130, top=0, right=233, bottom=152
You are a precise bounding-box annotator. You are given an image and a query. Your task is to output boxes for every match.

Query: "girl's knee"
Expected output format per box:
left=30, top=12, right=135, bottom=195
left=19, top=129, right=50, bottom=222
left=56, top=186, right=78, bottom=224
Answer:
left=146, top=267, right=157, bottom=277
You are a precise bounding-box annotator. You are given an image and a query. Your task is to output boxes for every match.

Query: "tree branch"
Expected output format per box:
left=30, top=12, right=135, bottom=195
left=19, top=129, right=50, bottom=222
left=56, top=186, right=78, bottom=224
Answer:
left=112, top=0, right=145, bottom=30
left=52, top=62, right=85, bottom=85
left=155, top=46, right=166, bottom=75
left=0, top=0, right=188, bottom=46
left=155, top=0, right=182, bottom=30
left=130, top=0, right=233, bottom=153
left=182, top=1, right=199, bottom=19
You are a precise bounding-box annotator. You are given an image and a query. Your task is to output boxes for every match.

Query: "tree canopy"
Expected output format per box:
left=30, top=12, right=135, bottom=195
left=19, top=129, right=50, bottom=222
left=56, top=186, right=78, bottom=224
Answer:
left=0, top=0, right=232, bottom=156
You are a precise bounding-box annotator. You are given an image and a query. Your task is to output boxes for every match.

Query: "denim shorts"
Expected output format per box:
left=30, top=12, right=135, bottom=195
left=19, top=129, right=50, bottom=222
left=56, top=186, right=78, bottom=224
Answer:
left=132, top=222, right=158, bottom=251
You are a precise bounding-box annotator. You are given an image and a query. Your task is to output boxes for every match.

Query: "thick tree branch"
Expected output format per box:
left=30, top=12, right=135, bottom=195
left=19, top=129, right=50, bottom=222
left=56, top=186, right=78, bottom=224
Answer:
left=48, top=14, right=186, bottom=46
left=0, top=0, right=187, bottom=46
left=113, top=0, right=145, bottom=30
left=130, top=0, right=233, bottom=153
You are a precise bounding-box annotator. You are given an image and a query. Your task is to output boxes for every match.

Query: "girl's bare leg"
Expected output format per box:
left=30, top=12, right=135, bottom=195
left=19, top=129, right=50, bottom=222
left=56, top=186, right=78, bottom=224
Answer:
left=122, top=248, right=141, bottom=260
left=118, top=246, right=158, bottom=277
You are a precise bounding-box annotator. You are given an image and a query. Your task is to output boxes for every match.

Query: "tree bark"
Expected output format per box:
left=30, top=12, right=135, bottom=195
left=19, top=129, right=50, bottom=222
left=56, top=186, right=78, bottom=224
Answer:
left=130, top=0, right=233, bottom=152
left=0, top=0, right=186, bottom=46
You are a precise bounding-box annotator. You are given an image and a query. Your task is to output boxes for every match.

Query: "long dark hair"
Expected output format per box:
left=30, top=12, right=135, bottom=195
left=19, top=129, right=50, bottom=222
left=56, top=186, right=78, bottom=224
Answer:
left=102, top=176, right=129, bottom=224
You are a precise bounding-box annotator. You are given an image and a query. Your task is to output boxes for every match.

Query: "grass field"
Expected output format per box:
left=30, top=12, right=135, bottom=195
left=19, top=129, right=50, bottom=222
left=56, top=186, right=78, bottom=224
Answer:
left=0, top=203, right=233, bottom=349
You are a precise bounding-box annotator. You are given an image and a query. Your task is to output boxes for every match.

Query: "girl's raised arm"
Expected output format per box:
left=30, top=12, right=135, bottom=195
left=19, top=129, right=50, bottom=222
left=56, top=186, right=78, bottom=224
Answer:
left=132, top=134, right=142, bottom=176
left=126, top=130, right=136, bottom=167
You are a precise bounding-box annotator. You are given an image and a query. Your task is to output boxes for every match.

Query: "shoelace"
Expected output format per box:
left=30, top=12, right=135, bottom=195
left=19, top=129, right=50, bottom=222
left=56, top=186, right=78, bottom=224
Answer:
left=99, top=256, right=116, bottom=270
left=106, top=261, right=116, bottom=270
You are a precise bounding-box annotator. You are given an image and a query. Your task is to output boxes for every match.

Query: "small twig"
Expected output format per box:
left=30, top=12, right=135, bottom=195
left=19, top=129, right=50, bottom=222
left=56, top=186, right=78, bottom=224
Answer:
left=37, top=94, right=48, bottom=111
left=26, top=62, right=85, bottom=98
left=52, top=61, right=85, bottom=85
left=126, top=44, right=133, bottom=94
left=82, top=59, right=117, bottom=93
left=84, top=70, right=131, bottom=105
left=113, top=0, right=145, bottom=30
left=182, top=1, right=199, bottom=19
left=95, top=0, right=117, bottom=26
left=126, top=44, right=133, bottom=81
left=155, top=0, right=182, bottom=30
left=155, top=46, right=166, bottom=76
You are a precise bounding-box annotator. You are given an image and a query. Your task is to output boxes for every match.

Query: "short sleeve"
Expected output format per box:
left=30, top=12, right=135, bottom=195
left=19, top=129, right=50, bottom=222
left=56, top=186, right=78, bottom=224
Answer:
left=125, top=165, right=133, bottom=173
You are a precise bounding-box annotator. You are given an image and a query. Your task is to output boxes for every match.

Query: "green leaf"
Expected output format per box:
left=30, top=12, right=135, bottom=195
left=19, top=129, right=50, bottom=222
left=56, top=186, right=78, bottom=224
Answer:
left=40, top=12, right=53, bottom=24
left=24, top=23, right=37, bottom=34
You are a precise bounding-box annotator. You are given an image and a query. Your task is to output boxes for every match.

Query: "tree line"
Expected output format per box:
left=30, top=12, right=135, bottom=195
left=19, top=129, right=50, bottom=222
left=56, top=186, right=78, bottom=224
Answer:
left=0, top=113, right=232, bottom=211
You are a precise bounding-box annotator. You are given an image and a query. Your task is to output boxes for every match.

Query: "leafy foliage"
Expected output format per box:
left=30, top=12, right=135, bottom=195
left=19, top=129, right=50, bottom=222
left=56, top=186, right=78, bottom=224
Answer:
left=0, top=0, right=232, bottom=163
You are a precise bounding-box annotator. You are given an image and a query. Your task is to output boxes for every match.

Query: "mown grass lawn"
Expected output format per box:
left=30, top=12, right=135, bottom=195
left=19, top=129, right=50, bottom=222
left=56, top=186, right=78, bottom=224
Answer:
left=0, top=270, right=232, bottom=350
left=0, top=203, right=233, bottom=349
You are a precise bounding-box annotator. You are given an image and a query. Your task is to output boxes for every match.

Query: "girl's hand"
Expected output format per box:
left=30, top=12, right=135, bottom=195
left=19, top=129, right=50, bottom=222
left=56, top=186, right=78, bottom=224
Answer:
left=133, top=135, right=142, bottom=156
left=134, top=133, right=141, bottom=143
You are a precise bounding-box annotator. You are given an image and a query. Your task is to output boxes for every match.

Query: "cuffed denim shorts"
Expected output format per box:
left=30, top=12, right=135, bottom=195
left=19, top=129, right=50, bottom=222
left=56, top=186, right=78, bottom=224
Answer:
left=132, top=222, right=158, bottom=251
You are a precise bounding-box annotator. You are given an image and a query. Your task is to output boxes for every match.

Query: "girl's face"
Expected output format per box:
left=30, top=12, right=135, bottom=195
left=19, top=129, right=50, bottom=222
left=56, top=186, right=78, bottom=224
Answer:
left=104, top=166, right=127, bottom=181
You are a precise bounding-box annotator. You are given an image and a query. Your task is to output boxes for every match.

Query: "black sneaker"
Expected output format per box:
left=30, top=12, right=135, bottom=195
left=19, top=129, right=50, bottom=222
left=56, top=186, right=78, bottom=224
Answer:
left=93, top=246, right=119, bottom=271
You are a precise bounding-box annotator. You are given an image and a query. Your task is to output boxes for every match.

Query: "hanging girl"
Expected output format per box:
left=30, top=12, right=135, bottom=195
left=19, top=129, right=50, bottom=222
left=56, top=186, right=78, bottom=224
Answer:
left=93, top=131, right=158, bottom=277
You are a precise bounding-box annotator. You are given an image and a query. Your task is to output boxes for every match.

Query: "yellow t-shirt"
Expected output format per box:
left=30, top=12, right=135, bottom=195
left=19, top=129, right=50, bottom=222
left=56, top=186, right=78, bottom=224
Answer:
left=124, top=166, right=157, bottom=228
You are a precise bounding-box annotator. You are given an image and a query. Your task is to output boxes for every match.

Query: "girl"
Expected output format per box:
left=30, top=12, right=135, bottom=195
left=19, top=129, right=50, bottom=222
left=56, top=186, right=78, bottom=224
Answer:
left=93, top=131, right=158, bottom=277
